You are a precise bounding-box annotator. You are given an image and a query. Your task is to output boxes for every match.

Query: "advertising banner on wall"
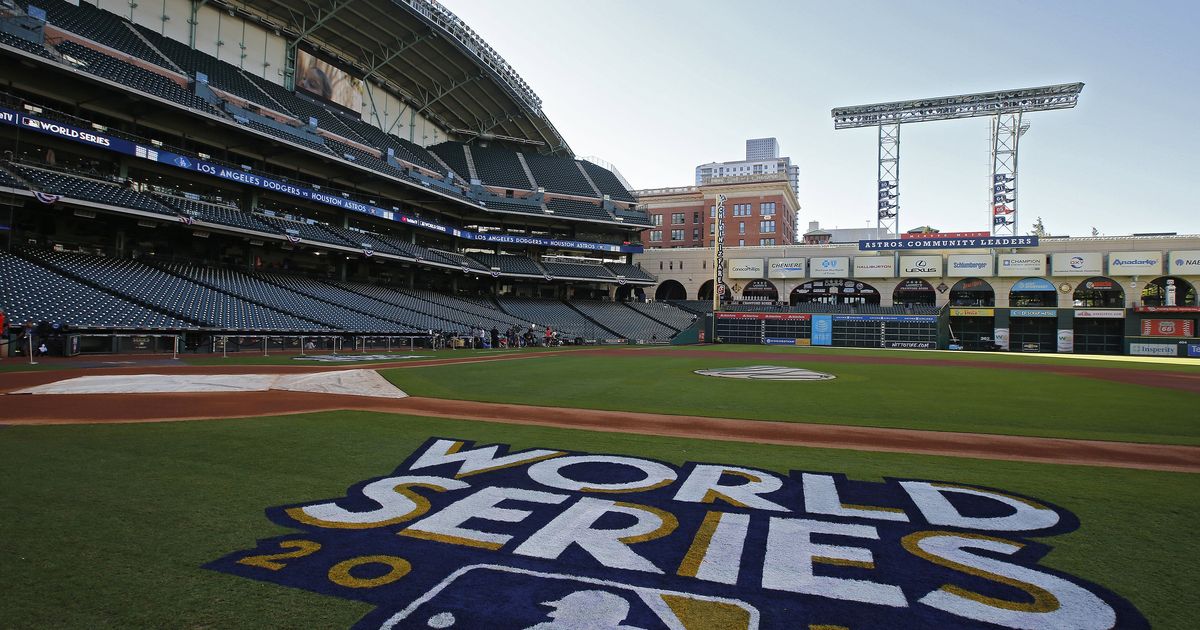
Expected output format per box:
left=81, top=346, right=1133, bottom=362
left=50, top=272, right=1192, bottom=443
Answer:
left=899, top=254, right=942, bottom=277
left=946, top=254, right=994, bottom=277
left=1140, top=319, right=1195, bottom=337
left=295, top=49, right=365, bottom=113
left=1108, top=252, right=1162, bottom=275
left=852, top=256, right=895, bottom=278
left=1010, top=277, right=1056, bottom=292
left=1051, top=253, right=1103, bottom=276
left=1057, top=329, right=1074, bottom=353
left=1130, top=343, right=1179, bottom=356
left=809, top=257, right=850, bottom=278
left=1011, top=309, right=1057, bottom=318
left=1168, top=250, right=1200, bottom=275
left=998, top=254, right=1047, bottom=276
left=767, top=258, right=806, bottom=278
left=811, top=314, right=833, bottom=345
left=1075, top=309, right=1125, bottom=319
left=950, top=308, right=995, bottom=317
left=727, top=258, right=764, bottom=279
left=994, top=327, right=1010, bottom=348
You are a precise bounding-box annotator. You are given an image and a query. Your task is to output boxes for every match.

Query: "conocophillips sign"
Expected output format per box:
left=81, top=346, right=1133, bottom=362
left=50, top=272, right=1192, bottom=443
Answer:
left=728, top=259, right=765, bottom=279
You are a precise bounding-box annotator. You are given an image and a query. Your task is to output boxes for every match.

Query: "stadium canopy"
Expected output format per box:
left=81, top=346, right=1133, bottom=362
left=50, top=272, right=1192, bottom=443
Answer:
left=226, top=0, right=571, bottom=155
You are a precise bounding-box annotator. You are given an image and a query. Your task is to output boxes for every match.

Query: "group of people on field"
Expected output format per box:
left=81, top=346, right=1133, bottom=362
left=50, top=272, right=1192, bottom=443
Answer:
left=428, top=323, right=569, bottom=350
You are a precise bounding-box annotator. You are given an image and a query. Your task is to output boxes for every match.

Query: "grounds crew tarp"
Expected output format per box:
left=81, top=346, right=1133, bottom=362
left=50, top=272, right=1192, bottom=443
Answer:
left=12, top=369, right=407, bottom=399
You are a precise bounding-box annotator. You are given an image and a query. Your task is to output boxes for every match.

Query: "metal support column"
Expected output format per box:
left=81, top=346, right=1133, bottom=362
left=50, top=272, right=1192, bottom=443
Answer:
left=877, top=123, right=899, bottom=236
left=990, top=113, right=1024, bottom=236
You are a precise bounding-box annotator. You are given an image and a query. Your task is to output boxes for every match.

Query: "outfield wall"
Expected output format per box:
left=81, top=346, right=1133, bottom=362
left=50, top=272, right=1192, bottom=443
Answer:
left=710, top=308, right=1200, bottom=356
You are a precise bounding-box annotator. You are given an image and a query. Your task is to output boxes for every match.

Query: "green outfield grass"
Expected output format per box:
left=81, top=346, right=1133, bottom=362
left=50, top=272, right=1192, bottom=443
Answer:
left=1, top=412, right=1196, bottom=628
left=382, top=346, right=1200, bottom=445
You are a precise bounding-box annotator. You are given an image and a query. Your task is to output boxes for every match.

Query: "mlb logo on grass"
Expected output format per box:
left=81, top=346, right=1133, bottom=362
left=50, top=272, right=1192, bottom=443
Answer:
left=372, top=565, right=757, bottom=629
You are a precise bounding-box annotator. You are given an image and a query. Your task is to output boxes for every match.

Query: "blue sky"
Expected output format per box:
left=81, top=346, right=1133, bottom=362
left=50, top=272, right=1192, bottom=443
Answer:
left=444, top=0, right=1199, bottom=237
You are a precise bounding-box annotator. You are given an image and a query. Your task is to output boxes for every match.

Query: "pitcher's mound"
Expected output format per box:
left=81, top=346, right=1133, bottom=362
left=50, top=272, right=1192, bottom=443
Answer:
left=12, top=369, right=408, bottom=399
left=694, top=365, right=835, bottom=381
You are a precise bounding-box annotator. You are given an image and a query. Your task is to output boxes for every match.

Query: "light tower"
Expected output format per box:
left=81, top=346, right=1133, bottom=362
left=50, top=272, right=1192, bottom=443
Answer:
left=832, top=83, right=1083, bottom=236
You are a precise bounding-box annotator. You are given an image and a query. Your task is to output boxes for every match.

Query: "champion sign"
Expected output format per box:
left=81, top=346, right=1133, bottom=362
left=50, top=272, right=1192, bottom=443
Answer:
left=208, top=438, right=1145, bottom=629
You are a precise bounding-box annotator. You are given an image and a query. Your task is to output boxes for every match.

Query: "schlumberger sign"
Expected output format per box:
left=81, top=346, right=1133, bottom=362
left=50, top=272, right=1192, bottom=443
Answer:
left=208, top=438, right=1144, bottom=629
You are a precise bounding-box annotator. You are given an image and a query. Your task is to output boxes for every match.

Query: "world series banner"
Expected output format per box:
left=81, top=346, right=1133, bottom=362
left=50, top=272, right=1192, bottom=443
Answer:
left=208, top=438, right=1145, bottom=629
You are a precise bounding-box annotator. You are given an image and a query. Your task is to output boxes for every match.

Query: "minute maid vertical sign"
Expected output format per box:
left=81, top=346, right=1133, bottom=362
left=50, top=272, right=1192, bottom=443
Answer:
left=208, top=438, right=1145, bottom=629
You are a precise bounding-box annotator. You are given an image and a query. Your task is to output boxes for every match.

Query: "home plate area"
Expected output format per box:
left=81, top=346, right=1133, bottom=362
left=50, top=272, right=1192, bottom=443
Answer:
left=207, top=438, right=1145, bottom=629
left=11, top=370, right=408, bottom=399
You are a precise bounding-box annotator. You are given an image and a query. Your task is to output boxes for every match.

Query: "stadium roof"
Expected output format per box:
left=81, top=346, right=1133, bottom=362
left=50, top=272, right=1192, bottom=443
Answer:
left=223, top=0, right=571, bottom=155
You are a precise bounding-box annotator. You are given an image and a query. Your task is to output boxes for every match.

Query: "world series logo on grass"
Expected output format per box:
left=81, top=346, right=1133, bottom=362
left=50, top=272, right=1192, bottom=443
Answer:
left=208, top=438, right=1145, bottom=629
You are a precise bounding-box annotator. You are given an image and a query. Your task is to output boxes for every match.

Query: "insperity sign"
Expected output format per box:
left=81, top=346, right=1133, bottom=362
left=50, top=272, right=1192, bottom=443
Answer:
left=208, top=438, right=1145, bottom=629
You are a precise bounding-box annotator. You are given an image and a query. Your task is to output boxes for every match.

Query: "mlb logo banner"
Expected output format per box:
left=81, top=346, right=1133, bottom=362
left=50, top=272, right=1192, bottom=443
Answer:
left=207, top=438, right=1144, bottom=629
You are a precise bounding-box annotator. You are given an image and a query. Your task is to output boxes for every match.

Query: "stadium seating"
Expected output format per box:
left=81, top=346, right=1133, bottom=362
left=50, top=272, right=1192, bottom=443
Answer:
left=457, top=143, right=531, bottom=190
left=625, top=301, right=696, bottom=331
left=35, top=0, right=168, bottom=67
left=545, top=198, right=611, bottom=222
left=427, top=143, right=473, bottom=182
left=568, top=301, right=676, bottom=342
left=540, top=260, right=617, bottom=281
left=428, top=249, right=489, bottom=271
left=468, top=253, right=544, bottom=276
left=9, top=164, right=176, bottom=216
left=602, top=262, right=655, bottom=282
left=523, top=153, right=595, bottom=197
left=255, top=214, right=352, bottom=248
left=21, top=249, right=323, bottom=330
left=0, top=250, right=190, bottom=329
left=580, top=161, right=637, bottom=203
left=0, top=29, right=56, bottom=60
left=154, top=195, right=275, bottom=233
left=474, top=197, right=545, bottom=217
left=159, top=263, right=403, bottom=332
left=55, top=42, right=215, bottom=114
left=496, top=297, right=617, bottom=341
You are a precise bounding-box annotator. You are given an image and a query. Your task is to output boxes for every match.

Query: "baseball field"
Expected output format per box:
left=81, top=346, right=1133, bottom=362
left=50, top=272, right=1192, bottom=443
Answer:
left=2, top=345, right=1197, bottom=629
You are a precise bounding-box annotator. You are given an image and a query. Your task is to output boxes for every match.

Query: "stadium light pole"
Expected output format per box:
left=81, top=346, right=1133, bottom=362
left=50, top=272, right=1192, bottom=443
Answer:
left=832, top=83, right=1083, bottom=236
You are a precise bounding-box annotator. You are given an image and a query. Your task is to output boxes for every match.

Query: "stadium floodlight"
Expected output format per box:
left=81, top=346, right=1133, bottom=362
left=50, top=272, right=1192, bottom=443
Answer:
left=831, top=83, right=1083, bottom=129
left=831, top=83, right=1083, bottom=237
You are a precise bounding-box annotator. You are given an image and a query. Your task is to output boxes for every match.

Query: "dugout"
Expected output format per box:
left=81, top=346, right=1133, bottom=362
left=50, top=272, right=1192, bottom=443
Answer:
left=1072, top=277, right=1126, bottom=354
left=947, top=278, right=996, bottom=350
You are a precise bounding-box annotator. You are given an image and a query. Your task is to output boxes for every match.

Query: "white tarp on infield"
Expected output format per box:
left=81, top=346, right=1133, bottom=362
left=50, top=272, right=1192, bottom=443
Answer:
left=12, top=369, right=408, bottom=398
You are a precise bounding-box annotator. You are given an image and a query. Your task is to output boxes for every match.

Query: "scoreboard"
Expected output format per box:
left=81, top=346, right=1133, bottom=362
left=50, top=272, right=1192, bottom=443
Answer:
left=715, top=313, right=811, bottom=345
left=715, top=312, right=938, bottom=349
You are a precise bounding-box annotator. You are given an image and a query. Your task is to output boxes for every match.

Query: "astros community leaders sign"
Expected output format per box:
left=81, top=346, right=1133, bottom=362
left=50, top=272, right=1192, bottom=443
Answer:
left=209, top=438, right=1146, bottom=629
left=859, top=236, right=1039, bottom=250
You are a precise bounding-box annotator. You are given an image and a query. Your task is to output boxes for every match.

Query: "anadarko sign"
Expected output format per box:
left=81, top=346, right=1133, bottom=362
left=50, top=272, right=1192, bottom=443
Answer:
left=209, top=438, right=1146, bottom=629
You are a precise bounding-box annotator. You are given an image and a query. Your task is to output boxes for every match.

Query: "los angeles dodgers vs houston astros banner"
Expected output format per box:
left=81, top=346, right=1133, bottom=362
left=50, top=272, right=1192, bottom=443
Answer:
left=208, top=437, right=1145, bottom=629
